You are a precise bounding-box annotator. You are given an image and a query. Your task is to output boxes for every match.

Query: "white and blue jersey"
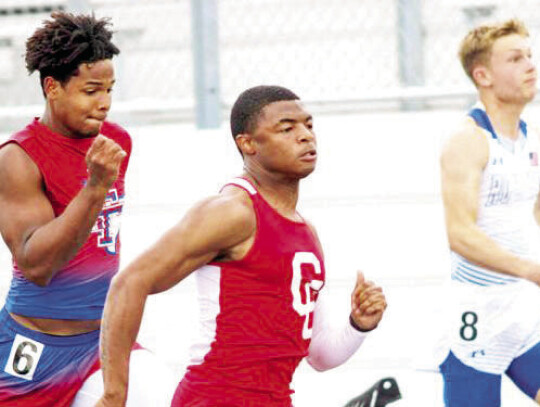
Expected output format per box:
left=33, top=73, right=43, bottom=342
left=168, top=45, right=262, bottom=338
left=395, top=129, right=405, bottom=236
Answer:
left=440, top=104, right=540, bottom=388
left=451, top=103, right=540, bottom=286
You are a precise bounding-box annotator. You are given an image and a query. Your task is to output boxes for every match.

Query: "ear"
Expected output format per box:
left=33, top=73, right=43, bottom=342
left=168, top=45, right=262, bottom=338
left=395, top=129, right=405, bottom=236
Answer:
left=472, top=65, right=492, bottom=88
left=43, top=76, right=61, bottom=100
left=235, top=133, right=256, bottom=156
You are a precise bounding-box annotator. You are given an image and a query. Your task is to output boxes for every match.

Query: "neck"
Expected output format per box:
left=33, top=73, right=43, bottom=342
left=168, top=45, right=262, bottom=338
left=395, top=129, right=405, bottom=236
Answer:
left=40, top=104, right=74, bottom=139
left=480, top=93, right=525, bottom=140
left=243, top=164, right=300, bottom=220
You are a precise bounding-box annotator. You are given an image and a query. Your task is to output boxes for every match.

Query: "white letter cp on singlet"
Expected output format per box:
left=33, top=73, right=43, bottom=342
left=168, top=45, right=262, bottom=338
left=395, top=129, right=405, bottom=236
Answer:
left=291, top=252, right=324, bottom=340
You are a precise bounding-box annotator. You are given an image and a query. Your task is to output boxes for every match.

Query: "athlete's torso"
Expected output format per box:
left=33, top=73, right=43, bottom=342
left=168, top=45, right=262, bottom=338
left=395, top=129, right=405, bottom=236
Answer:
left=183, top=177, right=326, bottom=404
left=451, top=104, right=540, bottom=286
left=0, top=118, right=132, bottom=321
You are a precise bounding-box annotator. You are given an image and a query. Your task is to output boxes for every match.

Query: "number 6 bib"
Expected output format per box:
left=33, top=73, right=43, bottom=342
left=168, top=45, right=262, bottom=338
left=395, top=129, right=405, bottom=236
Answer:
left=5, top=334, right=45, bottom=380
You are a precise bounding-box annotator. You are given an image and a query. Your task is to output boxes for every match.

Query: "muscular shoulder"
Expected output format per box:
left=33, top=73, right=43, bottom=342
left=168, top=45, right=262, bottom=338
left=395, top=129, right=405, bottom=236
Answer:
left=0, top=143, right=41, bottom=194
left=211, top=185, right=256, bottom=232
left=183, top=185, right=257, bottom=253
left=441, top=117, right=489, bottom=171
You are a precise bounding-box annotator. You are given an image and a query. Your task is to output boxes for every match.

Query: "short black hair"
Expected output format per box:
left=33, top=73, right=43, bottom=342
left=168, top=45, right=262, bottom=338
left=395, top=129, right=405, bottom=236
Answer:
left=230, top=85, right=300, bottom=138
left=25, top=11, right=120, bottom=92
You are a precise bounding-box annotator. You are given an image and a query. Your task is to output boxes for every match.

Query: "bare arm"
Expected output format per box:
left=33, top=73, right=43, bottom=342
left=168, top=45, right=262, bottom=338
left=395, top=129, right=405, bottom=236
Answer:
left=441, top=122, right=540, bottom=283
left=0, top=136, right=126, bottom=286
left=97, top=189, right=256, bottom=406
left=535, top=195, right=540, bottom=227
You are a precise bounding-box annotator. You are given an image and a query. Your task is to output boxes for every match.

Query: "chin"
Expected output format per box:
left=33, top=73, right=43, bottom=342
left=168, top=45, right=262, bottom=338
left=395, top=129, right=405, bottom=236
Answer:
left=82, top=125, right=102, bottom=137
left=525, top=92, right=537, bottom=103
left=298, top=167, right=316, bottom=179
left=81, top=130, right=100, bottom=138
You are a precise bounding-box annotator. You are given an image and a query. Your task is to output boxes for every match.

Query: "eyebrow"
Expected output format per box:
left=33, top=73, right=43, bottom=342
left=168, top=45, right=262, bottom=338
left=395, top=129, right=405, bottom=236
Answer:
left=507, top=47, right=531, bottom=53
left=85, top=79, right=116, bottom=86
left=276, top=115, right=313, bottom=125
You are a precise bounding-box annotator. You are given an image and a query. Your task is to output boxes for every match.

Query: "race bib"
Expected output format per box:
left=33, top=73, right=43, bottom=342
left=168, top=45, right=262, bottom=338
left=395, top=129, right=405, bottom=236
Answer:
left=4, top=334, right=45, bottom=380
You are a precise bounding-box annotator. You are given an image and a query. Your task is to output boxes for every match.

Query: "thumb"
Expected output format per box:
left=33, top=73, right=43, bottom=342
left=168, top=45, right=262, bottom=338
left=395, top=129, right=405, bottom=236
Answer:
left=86, top=134, right=106, bottom=161
left=355, top=270, right=365, bottom=287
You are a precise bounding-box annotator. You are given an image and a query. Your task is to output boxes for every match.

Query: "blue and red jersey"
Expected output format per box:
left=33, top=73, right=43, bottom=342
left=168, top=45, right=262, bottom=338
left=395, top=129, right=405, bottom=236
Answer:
left=0, top=118, right=132, bottom=320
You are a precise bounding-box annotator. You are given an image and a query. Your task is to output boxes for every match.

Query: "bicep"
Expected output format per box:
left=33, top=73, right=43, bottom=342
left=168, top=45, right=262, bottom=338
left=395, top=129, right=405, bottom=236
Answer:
left=0, top=145, right=55, bottom=258
left=440, top=132, right=487, bottom=232
left=123, top=193, right=256, bottom=295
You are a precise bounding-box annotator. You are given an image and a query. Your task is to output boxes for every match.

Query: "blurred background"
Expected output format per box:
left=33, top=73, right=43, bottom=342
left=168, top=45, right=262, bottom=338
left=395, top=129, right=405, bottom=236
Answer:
left=1, top=1, right=540, bottom=405
left=1, top=0, right=540, bottom=130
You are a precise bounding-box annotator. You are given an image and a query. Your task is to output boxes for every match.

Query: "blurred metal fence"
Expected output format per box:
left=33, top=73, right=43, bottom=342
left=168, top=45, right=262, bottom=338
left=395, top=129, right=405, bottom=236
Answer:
left=0, top=0, right=539, bottom=129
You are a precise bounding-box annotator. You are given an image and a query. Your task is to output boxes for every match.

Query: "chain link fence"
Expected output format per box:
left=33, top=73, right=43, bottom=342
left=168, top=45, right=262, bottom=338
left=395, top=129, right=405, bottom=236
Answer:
left=0, top=0, right=539, bottom=129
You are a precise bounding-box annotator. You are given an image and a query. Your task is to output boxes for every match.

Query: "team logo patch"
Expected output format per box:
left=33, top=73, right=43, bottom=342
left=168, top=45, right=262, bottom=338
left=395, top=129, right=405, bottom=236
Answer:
left=471, top=349, right=486, bottom=358
left=91, top=188, right=124, bottom=255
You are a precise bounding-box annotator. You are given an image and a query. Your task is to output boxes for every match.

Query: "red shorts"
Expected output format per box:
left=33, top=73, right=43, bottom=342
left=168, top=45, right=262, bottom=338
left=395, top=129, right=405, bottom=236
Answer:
left=172, top=377, right=293, bottom=407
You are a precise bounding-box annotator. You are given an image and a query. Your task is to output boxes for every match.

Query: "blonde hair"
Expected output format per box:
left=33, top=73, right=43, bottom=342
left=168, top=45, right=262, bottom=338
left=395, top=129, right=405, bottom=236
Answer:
left=459, top=19, right=529, bottom=85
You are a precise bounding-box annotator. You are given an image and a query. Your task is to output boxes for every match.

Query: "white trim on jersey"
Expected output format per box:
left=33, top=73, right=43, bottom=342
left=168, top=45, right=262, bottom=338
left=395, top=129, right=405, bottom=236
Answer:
left=227, top=177, right=257, bottom=195
left=188, top=265, right=221, bottom=366
left=451, top=254, right=518, bottom=286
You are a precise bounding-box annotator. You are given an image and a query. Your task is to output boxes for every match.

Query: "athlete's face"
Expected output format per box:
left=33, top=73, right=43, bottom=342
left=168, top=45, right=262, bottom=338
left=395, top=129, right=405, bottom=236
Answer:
left=482, top=34, right=537, bottom=104
left=246, top=100, right=317, bottom=179
left=46, top=59, right=115, bottom=138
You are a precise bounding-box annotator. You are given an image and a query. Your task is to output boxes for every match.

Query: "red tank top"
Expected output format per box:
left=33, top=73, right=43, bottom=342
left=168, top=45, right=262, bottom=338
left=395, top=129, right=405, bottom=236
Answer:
left=182, top=177, right=326, bottom=406
left=0, top=118, right=131, bottom=320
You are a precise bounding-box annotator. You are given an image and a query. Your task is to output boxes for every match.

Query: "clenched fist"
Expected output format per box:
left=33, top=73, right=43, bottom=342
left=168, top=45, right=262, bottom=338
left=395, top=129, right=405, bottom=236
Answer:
left=350, top=271, right=387, bottom=332
left=86, top=135, right=127, bottom=192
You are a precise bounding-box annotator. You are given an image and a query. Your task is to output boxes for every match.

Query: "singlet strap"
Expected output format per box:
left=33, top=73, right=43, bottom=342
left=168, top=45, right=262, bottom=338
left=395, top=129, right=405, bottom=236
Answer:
left=469, top=106, right=527, bottom=139
left=223, top=177, right=258, bottom=195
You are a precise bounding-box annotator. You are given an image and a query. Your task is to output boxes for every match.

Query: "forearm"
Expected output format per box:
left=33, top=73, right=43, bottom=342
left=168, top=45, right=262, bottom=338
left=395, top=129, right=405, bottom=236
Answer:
left=449, top=225, right=538, bottom=279
left=18, top=184, right=108, bottom=285
left=100, top=273, right=148, bottom=404
left=306, top=293, right=367, bottom=371
left=307, top=319, right=367, bottom=371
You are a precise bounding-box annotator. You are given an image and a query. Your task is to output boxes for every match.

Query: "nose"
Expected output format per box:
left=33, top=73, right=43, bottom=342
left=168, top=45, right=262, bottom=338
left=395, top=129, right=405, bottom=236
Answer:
left=298, top=124, right=315, bottom=142
left=525, top=55, right=536, bottom=72
left=97, top=91, right=112, bottom=112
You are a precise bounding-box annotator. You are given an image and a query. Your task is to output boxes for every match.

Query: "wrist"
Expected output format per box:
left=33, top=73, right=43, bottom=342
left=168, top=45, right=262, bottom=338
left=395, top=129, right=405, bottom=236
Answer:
left=349, top=314, right=375, bottom=333
left=82, top=181, right=110, bottom=200
left=102, top=388, right=127, bottom=405
left=516, top=259, right=540, bottom=282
